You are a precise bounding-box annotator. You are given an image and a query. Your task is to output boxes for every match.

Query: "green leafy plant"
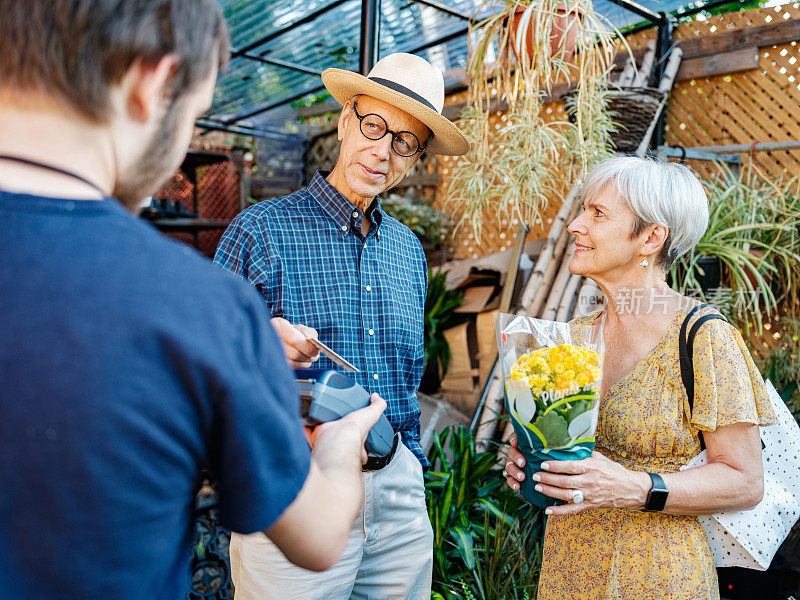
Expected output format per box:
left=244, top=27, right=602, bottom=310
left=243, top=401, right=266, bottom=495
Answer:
left=424, top=270, right=464, bottom=388
left=382, top=193, right=453, bottom=246
left=426, top=425, right=545, bottom=600
left=670, top=166, right=800, bottom=333
left=447, top=0, right=620, bottom=240
left=450, top=510, right=541, bottom=600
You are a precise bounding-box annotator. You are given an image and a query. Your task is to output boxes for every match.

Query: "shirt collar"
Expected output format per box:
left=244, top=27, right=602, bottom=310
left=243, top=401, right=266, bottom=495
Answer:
left=309, top=170, right=383, bottom=239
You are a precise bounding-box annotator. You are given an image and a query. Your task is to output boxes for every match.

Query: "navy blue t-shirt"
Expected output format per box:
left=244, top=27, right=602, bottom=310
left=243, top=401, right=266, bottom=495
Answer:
left=0, top=191, right=311, bottom=599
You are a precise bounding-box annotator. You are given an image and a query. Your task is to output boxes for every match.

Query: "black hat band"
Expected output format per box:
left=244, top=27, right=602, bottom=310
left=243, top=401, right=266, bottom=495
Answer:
left=367, top=77, right=438, bottom=112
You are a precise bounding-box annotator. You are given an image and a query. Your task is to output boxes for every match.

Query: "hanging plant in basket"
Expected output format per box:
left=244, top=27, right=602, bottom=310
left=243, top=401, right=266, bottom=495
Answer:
left=447, top=0, right=622, bottom=240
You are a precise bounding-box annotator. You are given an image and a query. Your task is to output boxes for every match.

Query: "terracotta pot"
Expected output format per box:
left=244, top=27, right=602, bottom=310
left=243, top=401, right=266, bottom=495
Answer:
left=509, top=2, right=582, bottom=63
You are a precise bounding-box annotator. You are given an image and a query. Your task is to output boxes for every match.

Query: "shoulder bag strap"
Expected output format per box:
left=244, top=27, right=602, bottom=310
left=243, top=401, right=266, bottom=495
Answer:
left=679, top=303, right=729, bottom=450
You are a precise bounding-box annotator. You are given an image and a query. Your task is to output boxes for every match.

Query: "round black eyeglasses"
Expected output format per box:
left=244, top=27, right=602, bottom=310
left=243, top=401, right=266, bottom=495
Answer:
left=352, top=103, right=426, bottom=157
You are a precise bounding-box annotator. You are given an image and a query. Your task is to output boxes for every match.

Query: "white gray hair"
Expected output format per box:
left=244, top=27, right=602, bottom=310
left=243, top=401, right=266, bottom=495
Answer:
left=579, top=156, right=709, bottom=271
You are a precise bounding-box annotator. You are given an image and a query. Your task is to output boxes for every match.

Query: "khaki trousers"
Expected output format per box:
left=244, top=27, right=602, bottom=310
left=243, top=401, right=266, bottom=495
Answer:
left=230, top=440, right=433, bottom=600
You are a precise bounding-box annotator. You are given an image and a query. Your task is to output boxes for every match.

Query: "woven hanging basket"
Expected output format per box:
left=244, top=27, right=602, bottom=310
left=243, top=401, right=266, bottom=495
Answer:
left=562, top=87, right=667, bottom=152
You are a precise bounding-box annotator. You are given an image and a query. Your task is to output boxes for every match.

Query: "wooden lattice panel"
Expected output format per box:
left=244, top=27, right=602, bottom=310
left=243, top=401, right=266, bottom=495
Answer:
left=748, top=318, right=785, bottom=361
left=662, top=4, right=800, bottom=180
left=155, top=161, right=241, bottom=257
left=636, top=3, right=800, bottom=357
left=304, top=133, right=339, bottom=184
left=432, top=5, right=800, bottom=361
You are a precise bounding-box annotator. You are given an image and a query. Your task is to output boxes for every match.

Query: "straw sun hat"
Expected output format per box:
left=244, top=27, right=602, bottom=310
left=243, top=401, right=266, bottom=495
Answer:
left=321, top=53, right=469, bottom=156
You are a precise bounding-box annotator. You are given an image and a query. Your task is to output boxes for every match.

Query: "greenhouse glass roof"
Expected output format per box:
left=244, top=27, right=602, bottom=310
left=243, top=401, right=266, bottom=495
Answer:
left=202, top=0, right=703, bottom=138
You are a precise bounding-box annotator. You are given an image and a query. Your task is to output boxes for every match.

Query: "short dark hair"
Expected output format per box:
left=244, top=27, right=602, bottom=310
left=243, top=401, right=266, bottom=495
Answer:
left=1, top=0, right=230, bottom=122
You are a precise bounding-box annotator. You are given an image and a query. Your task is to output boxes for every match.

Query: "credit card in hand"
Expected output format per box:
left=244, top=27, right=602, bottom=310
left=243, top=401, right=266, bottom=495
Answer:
left=307, top=338, right=359, bottom=372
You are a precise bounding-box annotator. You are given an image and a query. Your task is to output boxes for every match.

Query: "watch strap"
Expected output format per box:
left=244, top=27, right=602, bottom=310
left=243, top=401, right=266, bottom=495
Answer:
left=644, top=472, right=668, bottom=512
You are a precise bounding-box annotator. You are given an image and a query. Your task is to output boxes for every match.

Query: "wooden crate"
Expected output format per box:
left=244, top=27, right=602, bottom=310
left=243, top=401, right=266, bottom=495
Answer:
left=439, top=310, right=500, bottom=415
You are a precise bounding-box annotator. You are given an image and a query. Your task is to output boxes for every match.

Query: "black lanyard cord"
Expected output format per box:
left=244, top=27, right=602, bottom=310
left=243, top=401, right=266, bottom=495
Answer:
left=0, top=154, right=107, bottom=197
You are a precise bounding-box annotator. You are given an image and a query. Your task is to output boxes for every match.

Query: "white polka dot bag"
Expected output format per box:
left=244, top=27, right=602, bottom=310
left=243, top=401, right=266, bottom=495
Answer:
left=681, top=380, right=800, bottom=570
left=678, top=306, right=800, bottom=570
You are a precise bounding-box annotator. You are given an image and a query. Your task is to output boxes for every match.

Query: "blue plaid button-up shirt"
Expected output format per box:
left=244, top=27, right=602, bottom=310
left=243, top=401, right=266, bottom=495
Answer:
left=214, top=171, right=429, bottom=468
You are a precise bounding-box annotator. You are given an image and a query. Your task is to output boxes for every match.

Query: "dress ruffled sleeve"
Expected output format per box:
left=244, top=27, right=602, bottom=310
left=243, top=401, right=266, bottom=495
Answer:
left=689, top=318, right=777, bottom=432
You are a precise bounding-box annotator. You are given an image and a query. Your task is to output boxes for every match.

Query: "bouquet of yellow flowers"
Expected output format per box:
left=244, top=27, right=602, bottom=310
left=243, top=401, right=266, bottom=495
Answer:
left=496, top=314, right=604, bottom=508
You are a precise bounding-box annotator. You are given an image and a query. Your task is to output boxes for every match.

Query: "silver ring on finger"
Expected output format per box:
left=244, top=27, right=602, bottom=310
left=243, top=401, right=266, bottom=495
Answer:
left=570, top=489, right=584, bottom=504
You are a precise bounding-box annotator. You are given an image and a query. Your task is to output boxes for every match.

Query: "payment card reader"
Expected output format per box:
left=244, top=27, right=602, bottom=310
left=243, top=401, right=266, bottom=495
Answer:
left=295, top=369, right=395, bottom=457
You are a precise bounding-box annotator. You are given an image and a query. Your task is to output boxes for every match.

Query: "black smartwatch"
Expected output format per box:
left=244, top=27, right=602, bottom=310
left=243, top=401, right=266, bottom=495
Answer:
left=644, top=472, right=668, bottom=512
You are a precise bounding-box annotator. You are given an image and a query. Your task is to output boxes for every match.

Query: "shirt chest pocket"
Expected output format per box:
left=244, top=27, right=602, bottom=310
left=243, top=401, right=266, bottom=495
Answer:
left=381, top=278, right=424, bottom=354
left=279, top=261, right=357, bottom=328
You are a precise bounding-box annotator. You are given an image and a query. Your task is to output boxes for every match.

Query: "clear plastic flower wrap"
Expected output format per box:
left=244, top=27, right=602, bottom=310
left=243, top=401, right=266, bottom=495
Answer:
left=496, top=313, right=605, bottom=508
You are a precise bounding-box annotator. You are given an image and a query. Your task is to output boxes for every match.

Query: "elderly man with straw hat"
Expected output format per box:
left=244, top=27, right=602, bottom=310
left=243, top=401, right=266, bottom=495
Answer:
left=215, top=53, right=469, bottom=599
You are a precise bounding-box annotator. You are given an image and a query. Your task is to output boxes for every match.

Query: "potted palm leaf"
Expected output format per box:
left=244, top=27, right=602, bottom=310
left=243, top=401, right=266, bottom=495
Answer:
left=447, top=0, right=620, bottom=240
left=426, top=425, right=545, bottom=599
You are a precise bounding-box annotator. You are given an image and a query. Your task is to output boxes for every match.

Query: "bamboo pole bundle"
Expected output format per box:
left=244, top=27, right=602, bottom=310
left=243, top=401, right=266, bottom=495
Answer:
left=541, top=244, right=576, bottom=321
left=572, top=278, right=603, bottom=319
left=631, top=41, right=656, bottom=88
left=556, top=272, right=583, bottom=322
left=523, top=194, right=583, bottom=318
left=474, top=375, right=505, bottom=452
left=635, top=47, right=684, bottom=157
left=616, top=54, right=636, bottom=87
left=657, top=47, right=683, bottom=94
left=475, top=185, right=584, bottom=450
left=518, top=184, right=582, bottom=311
left=475, top=187, right=583, bottom=450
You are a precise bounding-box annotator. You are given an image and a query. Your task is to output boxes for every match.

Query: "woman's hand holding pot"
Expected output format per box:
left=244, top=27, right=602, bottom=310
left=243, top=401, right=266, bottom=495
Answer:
left=532, top=451, right=650, bottom=516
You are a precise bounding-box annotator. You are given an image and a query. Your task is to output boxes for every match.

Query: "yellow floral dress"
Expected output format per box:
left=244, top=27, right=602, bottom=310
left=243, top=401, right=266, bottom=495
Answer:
left=537, top=307, right=777, bottom=600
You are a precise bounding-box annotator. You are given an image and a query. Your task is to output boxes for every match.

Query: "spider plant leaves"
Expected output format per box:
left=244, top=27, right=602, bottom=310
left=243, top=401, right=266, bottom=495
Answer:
left=671, top=166, right=800, bottom=333
left=448, top=0, right=622, bottom=241
left=450, top=509, right=544, bottom=599
left=475, top=497, right=516, bottom=526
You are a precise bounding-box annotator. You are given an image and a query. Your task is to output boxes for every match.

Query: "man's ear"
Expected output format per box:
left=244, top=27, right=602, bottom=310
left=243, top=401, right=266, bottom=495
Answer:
left=124, top=54, right=181, bottom=123
left=337, top=100, right=353, bottom=142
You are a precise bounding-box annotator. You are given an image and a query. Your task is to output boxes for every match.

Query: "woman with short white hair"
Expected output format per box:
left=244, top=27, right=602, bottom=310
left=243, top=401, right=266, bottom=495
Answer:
left=503, top=156, right=776, bottom=599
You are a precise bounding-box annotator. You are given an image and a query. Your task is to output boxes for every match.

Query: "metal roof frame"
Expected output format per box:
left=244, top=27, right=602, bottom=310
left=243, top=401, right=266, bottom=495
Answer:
left=229, top=0, right=353, bottom=59
left=607, top=0, right=667, bottom=24
left=204, top=1, right=752, bottom=138
left=219, top=14, right=472, bottom=125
